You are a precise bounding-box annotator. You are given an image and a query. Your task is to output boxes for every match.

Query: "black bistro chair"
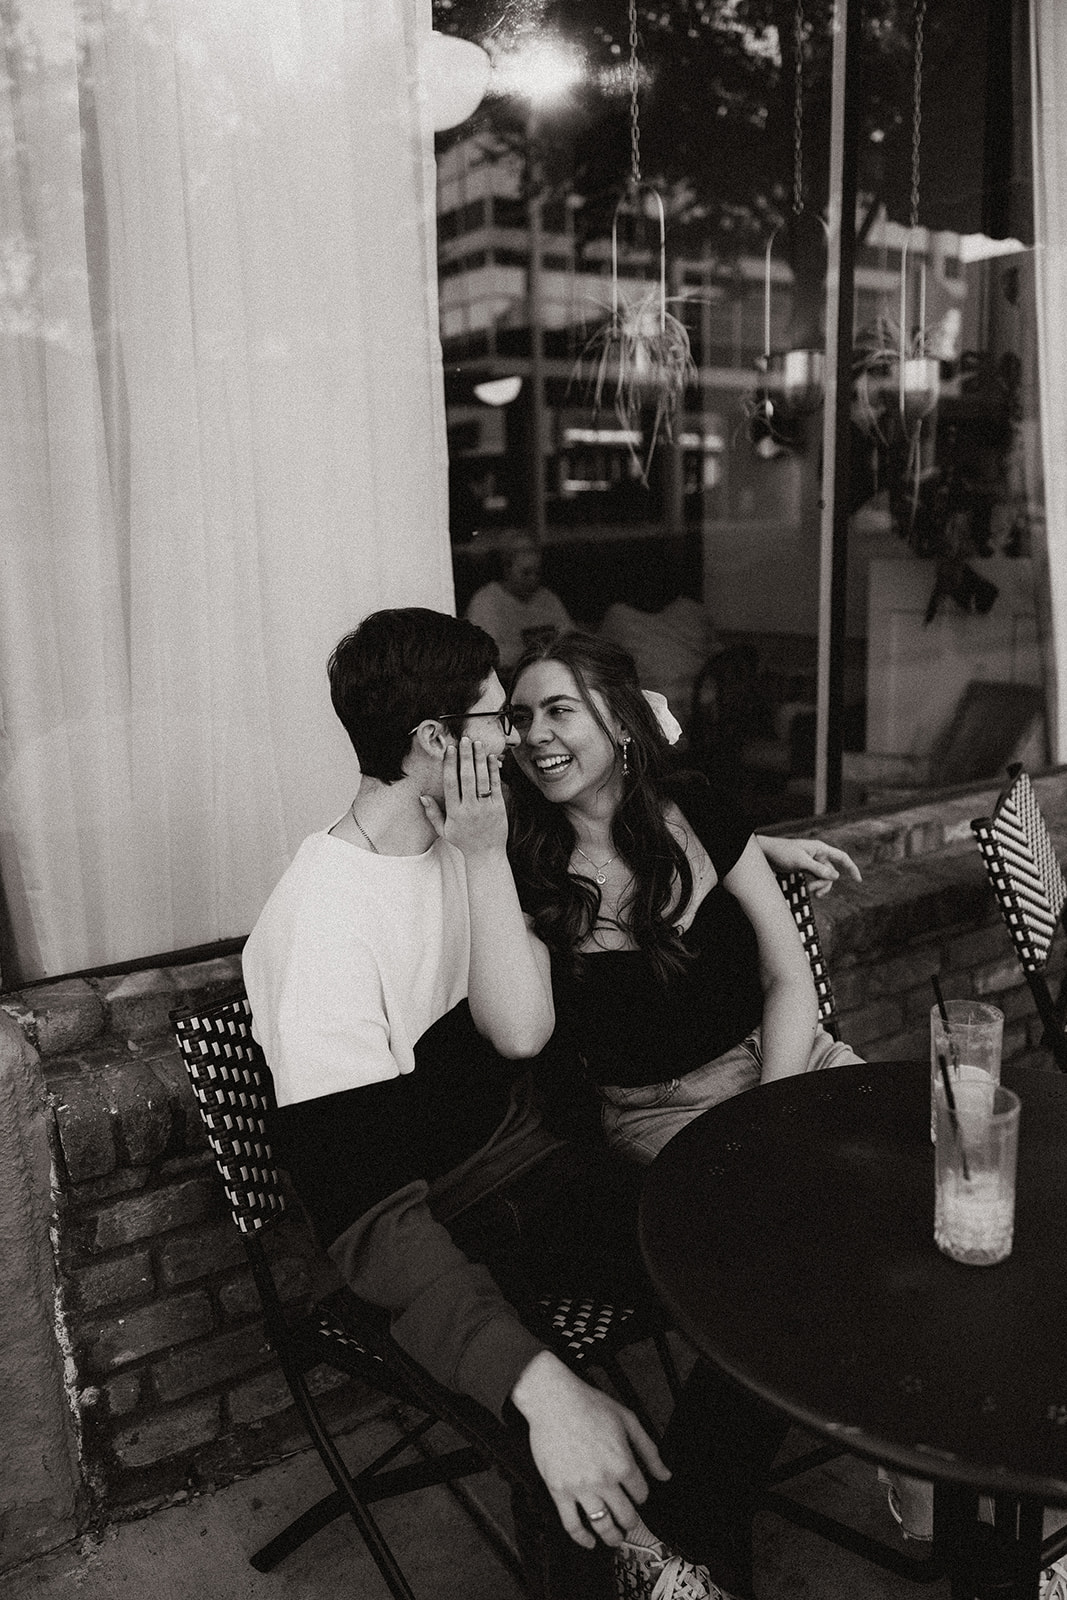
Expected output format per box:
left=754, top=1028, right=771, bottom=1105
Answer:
left=775, top=869, right=843, bottom=1040
left=170, top=990, right=677, bottom=1599
left=971, top=764, right=1067, bottom=1071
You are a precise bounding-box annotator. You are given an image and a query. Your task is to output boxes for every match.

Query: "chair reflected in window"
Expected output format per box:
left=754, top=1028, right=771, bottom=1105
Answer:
left=971, top=764, right=1067, bottom=1071
left=843, top=681, right=1046, bottom=808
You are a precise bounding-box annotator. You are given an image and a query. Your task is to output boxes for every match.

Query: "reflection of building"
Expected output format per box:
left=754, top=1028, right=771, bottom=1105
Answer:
left=438, top=133, right=1046, bottom=815
left=437, top=134, right=998, bottom=544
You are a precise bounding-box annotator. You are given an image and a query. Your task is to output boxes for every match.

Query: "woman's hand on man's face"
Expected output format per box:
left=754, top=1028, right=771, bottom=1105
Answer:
left=419, top=737, right=509, bottom=856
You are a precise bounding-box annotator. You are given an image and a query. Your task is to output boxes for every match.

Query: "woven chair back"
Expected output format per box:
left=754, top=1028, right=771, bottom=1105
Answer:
left=776, top=870, right=840, bottom=1038
left=971, top=764, right=1067, bottom=974
left=171, top=992, right=286, bottom=1234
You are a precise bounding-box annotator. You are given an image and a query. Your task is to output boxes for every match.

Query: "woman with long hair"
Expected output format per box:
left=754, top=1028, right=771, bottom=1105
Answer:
left=507, top=630, right=863, bottom=1166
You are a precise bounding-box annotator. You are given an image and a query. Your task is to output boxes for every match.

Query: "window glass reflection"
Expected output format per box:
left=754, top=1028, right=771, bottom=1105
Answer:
left=436, top=2, right=1048, bottom=824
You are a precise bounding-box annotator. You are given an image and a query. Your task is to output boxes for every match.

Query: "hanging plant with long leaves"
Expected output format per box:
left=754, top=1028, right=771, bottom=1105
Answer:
left=583, top=0, right=695, bottom=483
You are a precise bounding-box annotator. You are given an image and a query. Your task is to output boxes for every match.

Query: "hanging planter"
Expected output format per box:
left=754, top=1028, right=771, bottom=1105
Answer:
left=851, top=250, right=941, bottom=442
left=745, top=6, right=825, bottom=454
left=760, top=348, right=825, bottom=420
left=586, top=187, right=696, bottom=483
left=853, top=0, right=943, bottom=465
left=744, top=232, right=826, bottom=455
left=896, top=236, right=940, bottom=422
left=899, top=355, right=940, bottom=424
left=756, top=228, right=826, bottom=420
left=779, top=347, right=826, bottom=412
left=887, top=227, right=941, bottom=534
left=581, top=2, right=695, bottom=485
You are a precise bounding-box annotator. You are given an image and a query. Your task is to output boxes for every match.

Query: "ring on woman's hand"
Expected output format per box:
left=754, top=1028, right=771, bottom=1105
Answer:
left=587, top=1508, right=608, bottom=1522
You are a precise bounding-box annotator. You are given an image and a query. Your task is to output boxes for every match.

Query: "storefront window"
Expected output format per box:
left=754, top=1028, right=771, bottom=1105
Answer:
left=435, top=0, right=1049, bottom=824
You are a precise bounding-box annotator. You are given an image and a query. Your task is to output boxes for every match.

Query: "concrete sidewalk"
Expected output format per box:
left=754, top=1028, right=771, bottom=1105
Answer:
left=0, top=1413, right=523, bottom=1600
left=0, top=1410, right=959, bottom=1600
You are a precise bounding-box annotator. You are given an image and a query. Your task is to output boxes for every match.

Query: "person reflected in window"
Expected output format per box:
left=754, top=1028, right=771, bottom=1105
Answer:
left=465, top=532, right=573, bottom=675
left=507, top=631, right=865, bottom=1167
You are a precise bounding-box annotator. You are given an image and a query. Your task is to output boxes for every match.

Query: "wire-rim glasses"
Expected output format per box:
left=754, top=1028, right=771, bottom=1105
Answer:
left=407, top=707, right=514, bottom=738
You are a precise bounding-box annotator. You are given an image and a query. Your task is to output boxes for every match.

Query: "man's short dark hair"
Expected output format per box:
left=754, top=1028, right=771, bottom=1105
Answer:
left=328, top=609, right=500, bottom=782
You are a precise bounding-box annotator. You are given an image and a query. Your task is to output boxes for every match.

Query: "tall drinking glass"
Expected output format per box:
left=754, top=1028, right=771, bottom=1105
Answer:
left=930, top=999, right=1003, bottom=1140
left=933, top=1079, right=1020, bottom=1265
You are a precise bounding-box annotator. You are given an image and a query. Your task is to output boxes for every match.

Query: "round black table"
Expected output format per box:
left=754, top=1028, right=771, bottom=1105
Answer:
left=639, top=1060, right=1067, bottom=1598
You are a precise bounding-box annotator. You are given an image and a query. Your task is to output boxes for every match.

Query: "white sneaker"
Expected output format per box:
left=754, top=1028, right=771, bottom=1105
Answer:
left=878, top=1468, right=933, bottom=1542
left=613, top=1532, right=727, bottom=1600
left=1041, top=1558, right=1067, bottom=1600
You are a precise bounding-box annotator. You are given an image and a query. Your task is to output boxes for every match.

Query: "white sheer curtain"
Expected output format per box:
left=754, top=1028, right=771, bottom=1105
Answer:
left=1030, top=0, right=1067, bottom=763
left=0, top=0, right=453, bottom=981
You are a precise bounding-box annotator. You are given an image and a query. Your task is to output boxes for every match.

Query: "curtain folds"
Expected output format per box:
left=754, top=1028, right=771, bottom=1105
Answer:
left=1030, top=0, right=1067, bottom=763
left=0, top=0, right=452, bottom=981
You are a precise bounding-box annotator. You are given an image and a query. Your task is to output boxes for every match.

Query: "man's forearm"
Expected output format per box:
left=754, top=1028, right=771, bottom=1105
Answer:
left=329, top=1179, right=546, bottom=1419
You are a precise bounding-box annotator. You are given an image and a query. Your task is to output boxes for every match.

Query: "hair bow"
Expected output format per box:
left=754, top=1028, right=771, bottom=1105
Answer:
left=642, top=689, right=682, bottom=746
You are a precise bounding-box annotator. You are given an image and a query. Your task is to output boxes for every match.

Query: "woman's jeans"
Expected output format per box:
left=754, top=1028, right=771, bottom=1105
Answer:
left=600, top=1025, right=865, bottom=1165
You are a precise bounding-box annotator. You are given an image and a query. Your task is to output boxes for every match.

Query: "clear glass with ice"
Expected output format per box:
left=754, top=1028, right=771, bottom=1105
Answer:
left=933, top=1079, right=1020, bottom=1266
left=930, top=999, right=1004, bottom=1140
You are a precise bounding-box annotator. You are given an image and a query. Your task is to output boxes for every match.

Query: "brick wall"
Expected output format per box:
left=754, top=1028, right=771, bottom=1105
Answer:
left=1, top=768, right=1064, bottom=1527
left=2, top=956, right=383, bottom=1518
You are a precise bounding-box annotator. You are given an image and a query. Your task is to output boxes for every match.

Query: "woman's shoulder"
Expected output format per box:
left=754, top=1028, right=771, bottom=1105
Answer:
left=662, top=769, right=752, bottom=869
left=662, top=768, right=734, bottom=831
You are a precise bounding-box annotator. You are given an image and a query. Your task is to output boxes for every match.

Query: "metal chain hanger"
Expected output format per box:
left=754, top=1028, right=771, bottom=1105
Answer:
left=761, top=0, right=815, bottom=378
left=793, top=0, right=805, bottom=217
left=899, top=0, right=931, bottom=370
left=627, top=0, right=641, bottom=190
left=594, top=0, right=695, bottom=484
left=614, top=0, right=664, bottom=337
left=898, top=0, right=936, bottom=526
left=910, top=0, right=926, bottom=232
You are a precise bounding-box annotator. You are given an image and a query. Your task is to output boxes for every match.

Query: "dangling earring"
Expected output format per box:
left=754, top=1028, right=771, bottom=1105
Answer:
left=621, top=737, right=631, bottom=776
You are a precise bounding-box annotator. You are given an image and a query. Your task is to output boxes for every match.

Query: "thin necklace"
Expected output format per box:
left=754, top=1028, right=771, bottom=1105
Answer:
left=349, top=801, right=380, bottom=855
left=574, top=844, right=617, bottom=885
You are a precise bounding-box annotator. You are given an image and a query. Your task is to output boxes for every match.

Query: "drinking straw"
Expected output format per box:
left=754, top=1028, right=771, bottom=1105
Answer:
left=931, top=977, right=970, bottom=1176
left=935, top=1049, right=971, bottom=1181
left=931, top=975, right=961, bottom=1069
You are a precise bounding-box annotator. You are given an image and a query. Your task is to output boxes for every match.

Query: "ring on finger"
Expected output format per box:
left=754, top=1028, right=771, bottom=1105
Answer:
left=587, top=1508, right=608, bottom=1522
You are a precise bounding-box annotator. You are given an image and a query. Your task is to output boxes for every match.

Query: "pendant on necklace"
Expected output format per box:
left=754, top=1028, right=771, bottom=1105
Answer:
left=594, top=870, right=606, bottom=885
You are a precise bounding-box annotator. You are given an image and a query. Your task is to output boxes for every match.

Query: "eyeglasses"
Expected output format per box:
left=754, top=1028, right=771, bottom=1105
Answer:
left=407, top=707, right=514, bottom=737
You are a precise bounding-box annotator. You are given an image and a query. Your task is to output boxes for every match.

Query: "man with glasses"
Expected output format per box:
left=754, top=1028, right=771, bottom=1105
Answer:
left=243, top=607, right=788, bottom=1600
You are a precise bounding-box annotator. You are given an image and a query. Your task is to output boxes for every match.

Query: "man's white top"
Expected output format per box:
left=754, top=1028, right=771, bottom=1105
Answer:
left=242, top=829, right=471, bottom=1107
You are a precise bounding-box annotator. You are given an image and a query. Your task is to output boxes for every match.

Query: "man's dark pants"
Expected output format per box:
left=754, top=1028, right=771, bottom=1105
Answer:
left=448, top=1143, right=789, bottom=1599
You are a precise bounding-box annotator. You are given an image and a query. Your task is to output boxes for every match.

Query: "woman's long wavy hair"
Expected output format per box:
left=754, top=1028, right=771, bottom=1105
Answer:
left=506, top=631, right=693, bottom=984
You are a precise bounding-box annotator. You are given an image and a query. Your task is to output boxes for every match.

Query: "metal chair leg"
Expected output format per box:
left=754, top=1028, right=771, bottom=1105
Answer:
left=265, top=1368, right=419, bottom=1600
left=652, top=1331, right=684, bottom=1401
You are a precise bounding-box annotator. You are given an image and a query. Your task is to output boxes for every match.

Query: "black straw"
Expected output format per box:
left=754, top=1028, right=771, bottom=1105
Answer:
left=931, top=975, right=961, bottom=1069
left=936, top=1049, right=971, bottom=1181
left=931, top=975, right=950, bottom=1026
